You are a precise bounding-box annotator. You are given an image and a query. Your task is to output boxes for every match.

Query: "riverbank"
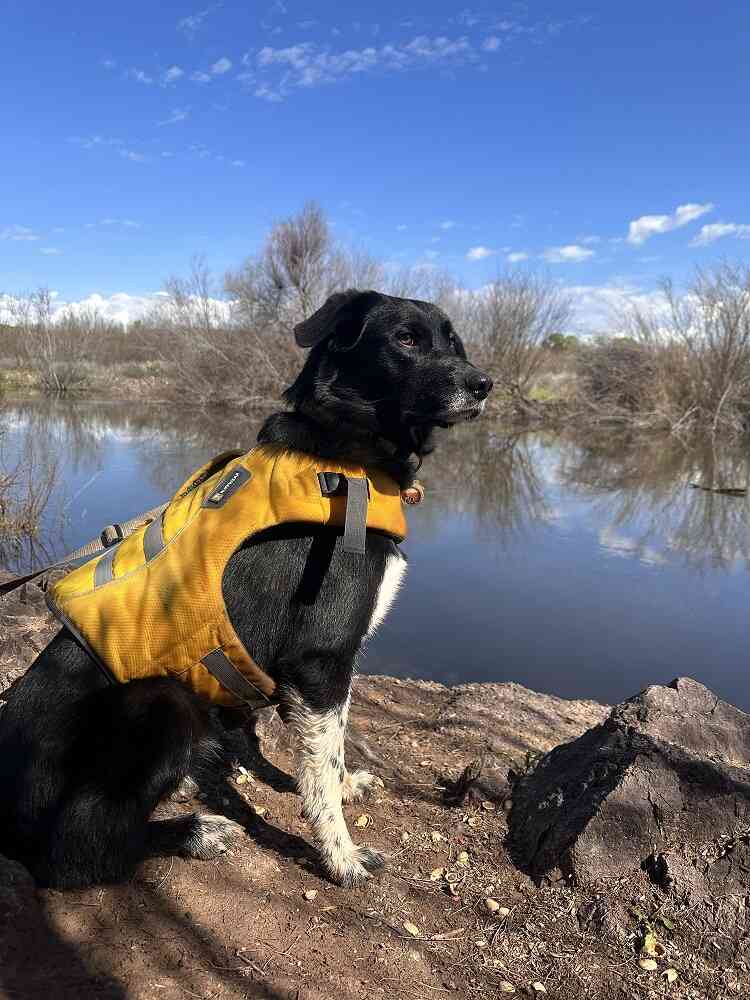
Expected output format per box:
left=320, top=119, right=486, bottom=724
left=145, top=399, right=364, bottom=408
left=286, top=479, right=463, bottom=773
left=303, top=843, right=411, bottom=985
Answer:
left=1, top=578, right=747, bottom=999
left=0, top=361, right=174, bottom=403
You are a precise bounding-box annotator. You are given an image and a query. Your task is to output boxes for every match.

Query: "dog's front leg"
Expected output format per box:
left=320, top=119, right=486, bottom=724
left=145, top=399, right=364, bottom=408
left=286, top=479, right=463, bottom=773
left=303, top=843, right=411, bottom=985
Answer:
left=283, top=687, right=385, bottom=887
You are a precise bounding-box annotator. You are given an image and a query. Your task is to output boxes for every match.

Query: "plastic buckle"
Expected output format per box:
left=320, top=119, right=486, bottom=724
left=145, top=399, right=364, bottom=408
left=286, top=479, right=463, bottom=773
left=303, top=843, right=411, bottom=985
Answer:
left=100, top=523, right=124, bottom=548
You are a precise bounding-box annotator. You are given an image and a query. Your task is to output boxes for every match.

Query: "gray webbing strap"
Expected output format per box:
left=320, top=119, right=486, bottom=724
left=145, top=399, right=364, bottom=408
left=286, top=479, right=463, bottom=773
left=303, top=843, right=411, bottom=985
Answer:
left=201, top=649, right=272, bottom=706
left=342, top=476, right=369, bottom=555
left=0, top=502, right=168, bottom=599
left=143, top=511, right=165, bottom=560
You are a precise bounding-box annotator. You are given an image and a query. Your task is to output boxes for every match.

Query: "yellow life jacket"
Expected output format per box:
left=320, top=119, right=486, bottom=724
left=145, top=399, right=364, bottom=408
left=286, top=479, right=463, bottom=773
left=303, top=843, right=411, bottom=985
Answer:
left=47, top=445, right=408, bottom=709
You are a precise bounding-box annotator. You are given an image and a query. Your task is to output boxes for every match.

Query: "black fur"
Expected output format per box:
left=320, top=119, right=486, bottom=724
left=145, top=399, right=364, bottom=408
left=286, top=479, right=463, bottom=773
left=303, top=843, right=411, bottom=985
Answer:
left=0, top=289, right=491, bottom=888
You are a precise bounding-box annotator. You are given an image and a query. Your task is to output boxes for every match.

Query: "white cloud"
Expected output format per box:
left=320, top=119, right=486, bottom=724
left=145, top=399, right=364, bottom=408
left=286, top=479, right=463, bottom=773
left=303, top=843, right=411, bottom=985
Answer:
left=120, top=150, right=147, bottom=162
left=690, top=222, right=750, bottom=247
left=129, top=68, right=154, bottom=84
left=507, top=251, right=529, bottom=263
left=542, top=244, right=594, bottom=263
left=254, top=83, right=284, bottom=102
left=0, top=291, right=154, bottom=327
left=248, top=33, right=491, bottom=99
left=40, top=247, right=63, bottom=255
left=0, top=225, right=40, bottom=242
left=626, top=202, right=713, bottom=245
left=163, top=65, right=184, bottom=84
left=579, top=234, right=601, bottom=245
left=439, top=219, right=457, bottom=230
left=564, top=281, right=666, bottom=334
left=230, top=159, right=246, bottom=167
left=191, top=70, right=212, bottom=83
left=68, top=134, right=124, bottom=151
left=5, top=279, right=665, bottom=337
left=482, top=36, right=501, bottom=51
left=90, top=218, right=141, bottom=229
left=423, top=249, right=440, bottom=260
left=210, top=57, right=232, bottom=75
left=466, top=245, right=495, bottom=261
left=158, top=108, right=190, bottom=126
left=101, top=58, right=116, bottom=70
left=177, top=7, right=215, bottom=38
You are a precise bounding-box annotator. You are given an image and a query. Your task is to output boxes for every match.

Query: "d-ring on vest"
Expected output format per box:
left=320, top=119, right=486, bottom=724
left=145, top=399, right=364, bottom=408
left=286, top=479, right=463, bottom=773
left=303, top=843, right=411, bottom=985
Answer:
left=46, top=445, right=409, bottom=709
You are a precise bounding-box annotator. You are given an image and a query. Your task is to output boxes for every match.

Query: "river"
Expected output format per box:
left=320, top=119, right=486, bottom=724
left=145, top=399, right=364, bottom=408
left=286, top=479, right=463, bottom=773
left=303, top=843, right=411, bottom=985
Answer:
left=2, top=397, right=749, bottom=709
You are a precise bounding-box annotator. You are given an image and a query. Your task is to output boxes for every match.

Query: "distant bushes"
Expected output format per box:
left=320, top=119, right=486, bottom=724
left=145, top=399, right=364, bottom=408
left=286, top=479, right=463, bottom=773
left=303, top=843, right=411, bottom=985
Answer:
left=575, top=264, right=750, bottom=437
left=3, top=204, right=750, bottom=440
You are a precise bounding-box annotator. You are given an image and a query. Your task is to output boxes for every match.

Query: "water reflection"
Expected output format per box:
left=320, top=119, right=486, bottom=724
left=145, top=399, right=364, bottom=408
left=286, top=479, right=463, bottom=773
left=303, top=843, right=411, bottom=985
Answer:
left=1, top=397, right=750, bottom=575
left=2, top=398, right=750, bottom=707
left=557, top=433, right=750, bottom=572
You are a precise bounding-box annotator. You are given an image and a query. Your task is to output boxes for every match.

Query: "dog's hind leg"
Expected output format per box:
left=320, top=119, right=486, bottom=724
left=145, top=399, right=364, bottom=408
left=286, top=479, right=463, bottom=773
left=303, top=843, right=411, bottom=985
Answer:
left=282, top=684, right=385, bottom=887
left=40, top=678, right=220, bottom=888
left=146, top=813, right=243, bottom=859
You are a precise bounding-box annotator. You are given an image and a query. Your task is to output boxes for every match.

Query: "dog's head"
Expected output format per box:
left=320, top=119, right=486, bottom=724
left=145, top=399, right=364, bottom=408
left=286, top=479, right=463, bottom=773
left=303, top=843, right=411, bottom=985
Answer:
left=285, top=289, right=492, bottom=451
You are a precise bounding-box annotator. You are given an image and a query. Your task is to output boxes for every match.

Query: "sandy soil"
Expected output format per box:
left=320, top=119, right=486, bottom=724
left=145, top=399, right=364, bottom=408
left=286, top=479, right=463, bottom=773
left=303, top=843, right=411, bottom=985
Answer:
left=0, top=579, right=745, bottom=1000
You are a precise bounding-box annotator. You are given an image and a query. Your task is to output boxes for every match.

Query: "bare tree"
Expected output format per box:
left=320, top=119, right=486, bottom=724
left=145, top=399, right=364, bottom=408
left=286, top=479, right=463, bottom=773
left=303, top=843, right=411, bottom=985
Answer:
left=7, top=288, right=97, bottom=393
left=661, top=263, right=750, bottom=436
left=472, top=273, right=572, bottom=414
left=578, top=263, right=750, bottom=437
left=150, top=256, right=290, bottom=410
left=225, top=201, right=390, bottom=332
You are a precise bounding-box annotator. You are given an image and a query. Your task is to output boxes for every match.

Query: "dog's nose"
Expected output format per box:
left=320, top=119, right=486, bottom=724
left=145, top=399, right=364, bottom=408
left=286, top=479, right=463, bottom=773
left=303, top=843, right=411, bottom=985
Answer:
left=466, top=371, right=493, bottom=399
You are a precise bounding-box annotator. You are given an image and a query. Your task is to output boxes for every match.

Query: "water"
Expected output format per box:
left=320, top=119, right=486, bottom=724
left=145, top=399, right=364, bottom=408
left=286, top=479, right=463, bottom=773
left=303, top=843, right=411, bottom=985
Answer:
left=2, top=397, right=749, bottom=710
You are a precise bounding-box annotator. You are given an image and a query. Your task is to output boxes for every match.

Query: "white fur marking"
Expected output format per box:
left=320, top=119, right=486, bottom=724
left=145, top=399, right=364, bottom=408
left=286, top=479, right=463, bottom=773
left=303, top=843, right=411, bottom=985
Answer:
left=286, top=690, right=383, bottom=886
left=186, top=814, right=242, bottom=859
left=367, top=551, right=407, bottom=637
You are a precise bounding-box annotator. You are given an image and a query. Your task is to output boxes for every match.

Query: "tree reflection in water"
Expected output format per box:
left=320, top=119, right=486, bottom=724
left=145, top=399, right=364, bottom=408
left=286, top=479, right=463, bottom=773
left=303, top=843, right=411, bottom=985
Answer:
left=1, top=397, right=750, bottom=577
left=556, top=431, right=750, bottom=572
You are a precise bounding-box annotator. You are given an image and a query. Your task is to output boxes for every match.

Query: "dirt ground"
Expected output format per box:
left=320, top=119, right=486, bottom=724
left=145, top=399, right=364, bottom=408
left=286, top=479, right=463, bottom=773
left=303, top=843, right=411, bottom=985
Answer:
left=1, top=580, right=747, bottom=1000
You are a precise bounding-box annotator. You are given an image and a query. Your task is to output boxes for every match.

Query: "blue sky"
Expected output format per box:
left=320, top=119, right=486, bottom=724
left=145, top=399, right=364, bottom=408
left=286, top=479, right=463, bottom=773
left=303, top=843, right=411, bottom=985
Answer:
left=2, top=0, right=749, bottom=329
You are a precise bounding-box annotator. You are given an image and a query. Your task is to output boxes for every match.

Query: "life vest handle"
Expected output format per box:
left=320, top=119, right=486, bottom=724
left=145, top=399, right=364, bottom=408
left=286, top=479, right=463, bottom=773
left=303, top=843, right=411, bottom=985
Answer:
left=0, top=502, right=169, bottom=601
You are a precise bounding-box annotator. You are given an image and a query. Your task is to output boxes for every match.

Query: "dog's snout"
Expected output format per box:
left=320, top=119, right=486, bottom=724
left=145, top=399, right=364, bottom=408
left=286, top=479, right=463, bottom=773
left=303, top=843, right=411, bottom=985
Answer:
left=466, top=371, right=493, bottom=399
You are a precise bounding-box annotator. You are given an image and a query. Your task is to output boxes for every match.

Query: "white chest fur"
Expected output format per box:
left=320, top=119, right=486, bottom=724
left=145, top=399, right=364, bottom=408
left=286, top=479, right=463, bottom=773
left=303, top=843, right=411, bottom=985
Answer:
left=366, top=550, right=407, bottom=637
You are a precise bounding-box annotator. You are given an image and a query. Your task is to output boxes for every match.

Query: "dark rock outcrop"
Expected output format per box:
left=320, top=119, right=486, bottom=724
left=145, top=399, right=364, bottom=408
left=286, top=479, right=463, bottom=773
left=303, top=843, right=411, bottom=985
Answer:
left=507, top=676, right=750, bottom=895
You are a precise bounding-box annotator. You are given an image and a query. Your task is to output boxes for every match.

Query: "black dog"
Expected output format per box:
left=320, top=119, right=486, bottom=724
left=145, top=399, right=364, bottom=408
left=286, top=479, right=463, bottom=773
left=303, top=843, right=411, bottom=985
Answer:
left=0, top=289, right=492, bottom=889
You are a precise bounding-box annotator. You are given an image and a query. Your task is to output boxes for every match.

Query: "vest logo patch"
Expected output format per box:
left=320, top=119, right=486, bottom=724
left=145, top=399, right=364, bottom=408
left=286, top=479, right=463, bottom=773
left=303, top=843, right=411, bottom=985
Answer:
left=202, top=467, right=252, bottom=508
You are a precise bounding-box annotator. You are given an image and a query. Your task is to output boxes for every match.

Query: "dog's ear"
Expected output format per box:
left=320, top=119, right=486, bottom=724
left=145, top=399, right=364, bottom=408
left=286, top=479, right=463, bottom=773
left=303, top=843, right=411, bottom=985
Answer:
left=294, top=289, right=383, bottom=351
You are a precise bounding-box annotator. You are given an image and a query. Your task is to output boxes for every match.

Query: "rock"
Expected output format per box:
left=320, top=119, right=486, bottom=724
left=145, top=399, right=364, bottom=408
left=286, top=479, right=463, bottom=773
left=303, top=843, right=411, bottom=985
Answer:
left=507, top=677, right=750, bottom=893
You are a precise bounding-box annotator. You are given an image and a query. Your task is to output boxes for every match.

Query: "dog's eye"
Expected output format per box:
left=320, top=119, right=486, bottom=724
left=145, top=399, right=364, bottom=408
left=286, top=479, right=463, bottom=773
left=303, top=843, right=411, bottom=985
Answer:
left=397, top=332, right=417, bottom=348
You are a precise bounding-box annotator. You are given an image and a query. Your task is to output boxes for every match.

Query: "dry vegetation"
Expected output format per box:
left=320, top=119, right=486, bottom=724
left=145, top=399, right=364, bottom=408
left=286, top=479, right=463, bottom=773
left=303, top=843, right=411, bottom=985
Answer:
left=0, top=423, right=58, bottom=567
left=574, top=264, right=750, bottom=438
left=2, top=204, right=750, bottom=441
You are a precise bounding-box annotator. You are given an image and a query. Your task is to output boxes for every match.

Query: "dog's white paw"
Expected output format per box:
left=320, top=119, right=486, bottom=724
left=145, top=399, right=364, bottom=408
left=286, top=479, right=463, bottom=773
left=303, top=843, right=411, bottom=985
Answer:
left=326, top=844, right=387, bottom=887
left=342, top=770, right=384, bottom=803
left=183, top=814, right=243, bottom=860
